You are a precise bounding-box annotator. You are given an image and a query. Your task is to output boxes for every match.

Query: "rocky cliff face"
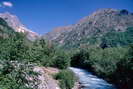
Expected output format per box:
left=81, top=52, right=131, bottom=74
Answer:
left=44, top=9, right=133, bottom=48
left=0, top=12, right=39, bottom=40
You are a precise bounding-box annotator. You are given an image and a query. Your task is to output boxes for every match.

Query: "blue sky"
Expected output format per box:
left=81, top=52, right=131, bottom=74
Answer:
left=0, top=0, right=133, bottom=34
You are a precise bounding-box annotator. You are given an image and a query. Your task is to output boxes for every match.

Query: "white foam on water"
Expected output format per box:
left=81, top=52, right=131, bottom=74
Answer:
left=69, top=67, right=116, bottom=89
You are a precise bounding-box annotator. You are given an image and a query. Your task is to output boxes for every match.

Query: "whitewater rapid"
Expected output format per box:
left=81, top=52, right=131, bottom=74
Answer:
left=70, top=67, right=116, bottom=89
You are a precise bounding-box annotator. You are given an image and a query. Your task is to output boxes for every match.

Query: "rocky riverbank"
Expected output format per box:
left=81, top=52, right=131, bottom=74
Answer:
left=33, top=67, right=60, bottom=89
left=34, top=67, right=80, bottom=89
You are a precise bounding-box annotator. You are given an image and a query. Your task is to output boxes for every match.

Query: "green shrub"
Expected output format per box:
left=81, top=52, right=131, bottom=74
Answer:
left=54, top=70, right=76, bottom=89
left=52, top=51, right=70, bottom=69
left=89, top=47, right=128, bottom=76
left=111, top=45, right=133, bottom=89
left=71, top=49, right=90, bottom=68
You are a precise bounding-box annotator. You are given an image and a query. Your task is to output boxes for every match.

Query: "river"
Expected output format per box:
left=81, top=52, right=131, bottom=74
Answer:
left=70, top=67, right=116, bottom=89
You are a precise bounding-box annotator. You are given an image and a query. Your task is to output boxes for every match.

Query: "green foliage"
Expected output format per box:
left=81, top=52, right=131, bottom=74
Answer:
left=0, top=18, right=8, bottom=26
left=0, top=31, right=69, bottom=69
left=0, top=18, right=15, bottom=37
left=52, top=50, right=70, bottom=69
left=54, top=70, right=76, bottom=89
left=90, top=47, right=128, bottom=76
left=0, top=61, right=37, bottom=89
left=0, top=33, right=29, bottom=61
left=71, top=49, right=90, bottom=68
left=120, top=9, right=129, bottom=15
left=101, top=27, right=133, bottom=47
left=25, top=39, right=70, bottom=69
left=111, top=45, right=133, bottom=89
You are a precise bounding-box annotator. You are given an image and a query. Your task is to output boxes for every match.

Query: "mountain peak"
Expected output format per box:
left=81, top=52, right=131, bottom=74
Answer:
left=91, top=8, right=131, bottom=18
left=0, top=12, right=39, bottom=40
left=91, top=8, right=117, bottom=16
left=94, top=8, right=117, bottom=13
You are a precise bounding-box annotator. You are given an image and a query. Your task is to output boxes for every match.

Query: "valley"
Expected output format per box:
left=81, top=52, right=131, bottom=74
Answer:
left=0, top=8, right=133, bottom=89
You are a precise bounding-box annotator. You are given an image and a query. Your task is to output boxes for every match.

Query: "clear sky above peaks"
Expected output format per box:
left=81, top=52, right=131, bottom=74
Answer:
left=0, top=0, right=133, bottom=34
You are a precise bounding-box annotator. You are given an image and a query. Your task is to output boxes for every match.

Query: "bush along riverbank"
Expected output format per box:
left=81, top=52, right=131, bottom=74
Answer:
left=54, top=69, right=77, bottom=89
left=70, top=45, right=133, bottom=89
